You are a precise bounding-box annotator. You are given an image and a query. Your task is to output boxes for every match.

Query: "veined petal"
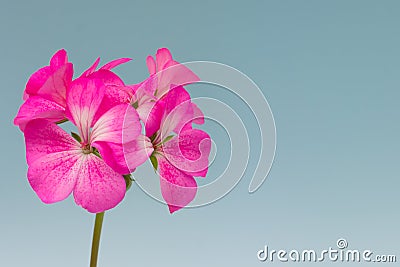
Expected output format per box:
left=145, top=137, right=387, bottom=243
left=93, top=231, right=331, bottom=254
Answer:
left=155, top=60, right=200, bottom=98
left=24, top=119, right=80, bottom=165
left=73, top=153, right=126, bottom=213
left=87, top=69, right=125, bottom=86
left=93, top=136, right=153, bottom=174
left=36, top=63, right=73, bottom=106
left=144, top=100, right=164, bottom=138
left=124, top=135, right=154, bottom=170
left=28, top=151, right=82, bottom=204
left=25, top=66, right=53, bottom=95
left=49, top=49, right=68, bottom=68
left=25, top=49, right=71, bottom=97
left=158, top=155, right=197, bottom=213
left=91, top=104, right=141, bottom=145
left=24, top=119, right=82, bottom=203
left=66, top=78, right=105, bottom=143
left=163, top=129, right=211, bottom=177
left=155, top=48, right=173, bottom=70
left=14, top=96, right=65, bottom=131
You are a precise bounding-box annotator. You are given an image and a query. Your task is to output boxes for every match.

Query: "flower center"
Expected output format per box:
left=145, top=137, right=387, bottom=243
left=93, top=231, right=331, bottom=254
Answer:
left=81, top=143, right=93, bottom=154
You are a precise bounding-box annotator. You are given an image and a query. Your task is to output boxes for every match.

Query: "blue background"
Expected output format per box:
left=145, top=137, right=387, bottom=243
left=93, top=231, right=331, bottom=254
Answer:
left=0, top=1, right=399, bottom=266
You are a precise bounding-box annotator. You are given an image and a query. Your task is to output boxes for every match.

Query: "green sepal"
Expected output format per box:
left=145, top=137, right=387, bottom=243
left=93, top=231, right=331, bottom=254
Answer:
left=149, top=132, right=158, bottom=143
left=150, top=155, right=158, bottom=171
left=56, top=118, right=68, bottom=125
left=71, top=132, right=82, bottom=143
left=123, top=174, right=134, bottom=190
left=161, top=135, right=174, bottom=145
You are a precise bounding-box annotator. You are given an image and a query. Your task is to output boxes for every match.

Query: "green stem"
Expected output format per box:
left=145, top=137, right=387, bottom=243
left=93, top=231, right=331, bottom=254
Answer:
left=90, top=212, right=105, bottom=267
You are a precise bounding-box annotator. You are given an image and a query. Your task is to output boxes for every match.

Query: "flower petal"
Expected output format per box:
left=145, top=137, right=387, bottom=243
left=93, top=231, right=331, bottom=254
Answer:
left=91, top=104, right=141, bottom=145
left=14, top=96, right=65, bottom=131
left=25, top=66, right=53, bottom=95
left=123, top=135, right=154, bottom=170
left=25, top=49, right=70, bottom=96
left=163, top=129, right=211, bottom=177
left=100, top=58, right=132, bottom=70
left=80, top=57, right=100, bottom=77
left=155, top=60, right=200, bottom=98
left=24, top=119, right=80, bottom=165
left=155, top=48, right=173, bottom=70
left=146, top=55, right=156, bottom=75
left=73, top=153, right=126, bottom=213
left=28, top=152, right=82, bottom=204
left=93, top=135, right=153, bottom=174
left=158, top=155, right=197, bottom=213
left=66, top=78, right=105, bottom=142
left=35, top=63, right=73, bottom=106
left=50, top=49, right=68, bottom=68
left=24, top=119, right=82, bottom=203
left=87, top=69, right=125, bottom=86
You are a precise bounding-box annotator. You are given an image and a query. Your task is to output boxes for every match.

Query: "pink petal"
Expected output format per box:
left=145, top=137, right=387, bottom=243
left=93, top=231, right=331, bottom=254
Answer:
left=155, top=60, right=200, bottom=98
left=73, top=153, right=126, bottom=213
left=103, top=85, right=133, bottom=106
left=24, top=119, right=82, bottom=203
left=123, top=135, right=154, bottom=169
left=163, top=129, right=211, bottom=177
left=155, top=48, right=173, bottom=70
left=158, top=155, right=197, bottom=213
left=80, top=57, right=100, bottom=77
left=36, top=63, right=73, bottom=106
left=94, top=135, right=153, bottom=174
left=25, top=66, right=53, bottom=95
left=25, top=49, right=73, bottom=107
left=49, top=49, right=68, bottom=68
left=28, top=152, right=82, bottom=204
left=88, top=69, right=125, bottom=86
left=144, top=100, right=164, bottom=138
left=146, top=55, right=156, bottom=75
left=24, top=119, right=80, bottom=167
left=92, top=142, right=130, bottom=174
left=66, top=78, right=105, bottom=143
left=91, top=104, right=141, bottom=145
left=158, top=86, right=200, bottom=137
left=14, top=96, right=65, bottom=131
left=100, top=58, right=132, bottom=70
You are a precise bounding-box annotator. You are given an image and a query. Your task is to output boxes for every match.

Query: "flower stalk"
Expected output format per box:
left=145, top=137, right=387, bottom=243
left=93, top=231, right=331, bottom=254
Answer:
left=90, top=212, right=105, bottom=267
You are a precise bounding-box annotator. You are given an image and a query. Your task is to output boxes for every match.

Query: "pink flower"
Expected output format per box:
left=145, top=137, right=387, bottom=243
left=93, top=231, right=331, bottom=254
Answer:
left=24, top=78, right=142, bottom=213
left=145, top=86, right=211, bottom=213
left=14, top=49, right=73, bottom=130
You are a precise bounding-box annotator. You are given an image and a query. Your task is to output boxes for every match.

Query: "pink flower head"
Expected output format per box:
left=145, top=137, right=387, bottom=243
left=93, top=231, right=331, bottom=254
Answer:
left=145, top=85, right=210, bottom=213
left=24, top=78, right=142, bottom=213
left=14, top=49, right=73, bottom=130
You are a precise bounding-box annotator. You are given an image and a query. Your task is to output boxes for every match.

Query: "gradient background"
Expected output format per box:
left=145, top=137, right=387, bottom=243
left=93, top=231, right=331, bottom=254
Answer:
left=1, top=1, right=399, bottom=266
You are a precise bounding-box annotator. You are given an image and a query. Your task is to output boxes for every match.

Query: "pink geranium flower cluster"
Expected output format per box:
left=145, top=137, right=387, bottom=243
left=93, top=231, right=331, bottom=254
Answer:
left=14, top=48, right=211, bottom=213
